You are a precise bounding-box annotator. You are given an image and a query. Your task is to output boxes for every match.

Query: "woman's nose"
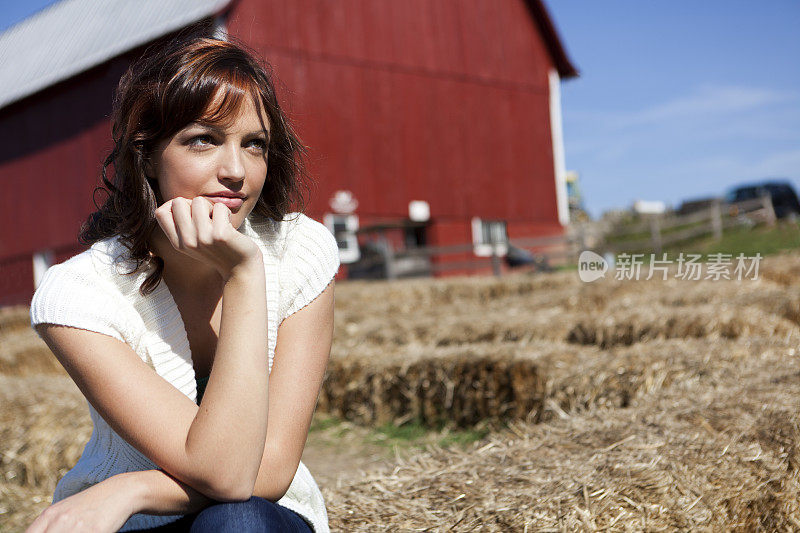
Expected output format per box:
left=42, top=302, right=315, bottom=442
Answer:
left=217, top=142, right=246, bottom=182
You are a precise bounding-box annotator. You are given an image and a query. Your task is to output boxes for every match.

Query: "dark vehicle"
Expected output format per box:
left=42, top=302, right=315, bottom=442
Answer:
left=725, top=180, right=800, bottom=219
left=504, top=244, right=552, bottom=271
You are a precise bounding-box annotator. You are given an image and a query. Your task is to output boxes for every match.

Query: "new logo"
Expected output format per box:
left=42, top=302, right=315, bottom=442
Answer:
left=578, top=250, right=608, bottom=282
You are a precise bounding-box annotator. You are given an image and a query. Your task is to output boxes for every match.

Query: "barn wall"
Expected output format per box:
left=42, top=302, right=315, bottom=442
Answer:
left=0, top=59, right=123, bottom=259
left=228, top=0, right=562, bottom=228
left=0, top=1, right=569, bottom=302
left=0, top=58, right=130, bottom=305
left=0, top=39, right=175, bottom=304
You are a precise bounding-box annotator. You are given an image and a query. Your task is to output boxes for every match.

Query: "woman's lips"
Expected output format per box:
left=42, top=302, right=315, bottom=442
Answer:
left=203, top=196, right=244, bottom=209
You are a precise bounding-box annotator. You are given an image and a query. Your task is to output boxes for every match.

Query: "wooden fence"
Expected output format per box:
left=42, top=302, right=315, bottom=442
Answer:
left=347, top=195, right=777, bottom=279
left=601, top=195, right=775, bottom=254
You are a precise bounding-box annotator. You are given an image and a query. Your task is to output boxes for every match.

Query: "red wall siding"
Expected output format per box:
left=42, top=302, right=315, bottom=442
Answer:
left=235, top=0, right=554, bottom=88
left=228, top=0, right=562, bottom=231
left=0, top=49, right=151, bottom=303
left=0, top=57, right=130, bottom=259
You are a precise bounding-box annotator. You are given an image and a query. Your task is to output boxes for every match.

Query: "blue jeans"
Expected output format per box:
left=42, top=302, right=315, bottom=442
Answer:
left=126, top=497, right=314, bottom=532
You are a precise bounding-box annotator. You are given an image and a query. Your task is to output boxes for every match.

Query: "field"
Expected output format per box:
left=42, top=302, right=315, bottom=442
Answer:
left=2, top=251, right=799, bottom=531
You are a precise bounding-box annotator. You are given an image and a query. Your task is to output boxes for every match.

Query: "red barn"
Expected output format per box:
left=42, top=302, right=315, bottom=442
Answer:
left=0, top=0, right=577, bottom=304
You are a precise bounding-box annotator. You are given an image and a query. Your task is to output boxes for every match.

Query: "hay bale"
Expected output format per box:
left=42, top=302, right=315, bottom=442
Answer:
left=0, top=306, right=31, bottom=335
left=565, top=304, right=798, bottom=348
left=0, top=375, right=90, bottom=491
left=319, top=354, right=544, bottom=428
left=760, top=251, right=800, bottom=286
left=0, top=332, right=63, bottom=377
left=323, top=339, right=800, bottom=531
left=539, top=338, right=768, bottom=420
left=0, top=483, right=52, bottom=533
left=5, top=251, right=800, bottom=530
left=0, top=307, right=64, bottom=377
left=333, top=255, right=799, bottom=375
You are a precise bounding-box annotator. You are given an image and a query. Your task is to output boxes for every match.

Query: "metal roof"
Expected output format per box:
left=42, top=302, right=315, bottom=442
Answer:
left=0, top=0, right=232, bottom=111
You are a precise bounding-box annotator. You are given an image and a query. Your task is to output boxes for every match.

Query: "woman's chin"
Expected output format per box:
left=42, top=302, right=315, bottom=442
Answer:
left=231, top=212, right=250, bottom=231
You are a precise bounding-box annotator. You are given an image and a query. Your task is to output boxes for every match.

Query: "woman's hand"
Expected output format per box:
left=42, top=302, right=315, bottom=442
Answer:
left=25, top=476, right=137, bottom=533
left=154, top=196, right=262, bottom=279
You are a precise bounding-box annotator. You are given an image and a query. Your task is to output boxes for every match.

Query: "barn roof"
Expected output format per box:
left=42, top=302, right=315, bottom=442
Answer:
left=0, top=0, right=232, bottom=111
left=0, top=0, right=576, bottom=112
left=527, top=0, right=579, bottom=79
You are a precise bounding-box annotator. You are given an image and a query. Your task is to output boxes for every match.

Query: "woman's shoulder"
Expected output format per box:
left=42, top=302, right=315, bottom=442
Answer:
left=246, top=212, right=338, bottom=257
left=271, top=213, right=341, bottom=319
left=35, top=238, right=116, bottom=288
left=30, top=236, right=142, bottom=343
left=41, top=237, right=141, bottom=289
left=277, top=212, right=339, bottom=263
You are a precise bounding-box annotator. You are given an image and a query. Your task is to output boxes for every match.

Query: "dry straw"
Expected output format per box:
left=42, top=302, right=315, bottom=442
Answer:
left=319, top=355, right=544, bottom=427
left=320, top=253, right=799, bottom=428
left=2, top=250, right=800, bottom=530
left=324, top=338, right=800, bottom=531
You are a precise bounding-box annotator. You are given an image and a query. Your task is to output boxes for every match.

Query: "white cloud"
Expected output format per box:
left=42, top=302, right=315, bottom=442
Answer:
left=564, top=84, right=800, bottom=161
left=622, top=84, right=796, bottom=127
left=565, top=84, right=798, bottom=133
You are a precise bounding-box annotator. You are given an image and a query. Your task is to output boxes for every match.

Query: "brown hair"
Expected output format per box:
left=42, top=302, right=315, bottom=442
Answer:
left=80, top=22, right=309, bottom=295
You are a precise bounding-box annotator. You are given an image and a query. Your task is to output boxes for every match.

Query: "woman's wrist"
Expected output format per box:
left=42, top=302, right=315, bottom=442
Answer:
left=221, top=250, right=264, bottom=282
left=116, top=470, right=173, bottom=516
left=111, top=470, right=215, bottom=516
left=112, top=471, right=152, bottom=516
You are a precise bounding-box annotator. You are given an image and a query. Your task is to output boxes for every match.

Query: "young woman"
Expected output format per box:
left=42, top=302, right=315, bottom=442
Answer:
left=27, top=28, right=338, bottom=533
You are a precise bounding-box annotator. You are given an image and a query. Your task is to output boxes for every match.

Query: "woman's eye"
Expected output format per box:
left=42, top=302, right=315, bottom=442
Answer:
left=248, top=139, right=268, bottom=151
left=188, top=135, right=213, bottom=148
left=187, top=135, right=266, bottom=152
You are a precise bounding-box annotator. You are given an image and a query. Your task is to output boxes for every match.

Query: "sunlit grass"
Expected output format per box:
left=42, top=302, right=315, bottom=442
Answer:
left=368, top=418, right=491, bottom=449
left=310, top=413, right=490, bottom=450
left=671, top=219, right=800, bottom=257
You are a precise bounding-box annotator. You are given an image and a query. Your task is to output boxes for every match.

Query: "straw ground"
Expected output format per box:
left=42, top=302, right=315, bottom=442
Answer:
left=1, top=250, right=798, bottom=530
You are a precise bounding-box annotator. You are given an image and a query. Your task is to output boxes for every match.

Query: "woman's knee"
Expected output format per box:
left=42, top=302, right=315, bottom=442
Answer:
left=190, top=497, right=310, bottom=533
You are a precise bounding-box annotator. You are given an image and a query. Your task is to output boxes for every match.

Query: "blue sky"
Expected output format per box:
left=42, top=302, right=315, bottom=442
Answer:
left=543, top=0, right=800, bottom=217
left=3, top=1, right=799, bottom=218
left=0, top=0, right=56, bottom=32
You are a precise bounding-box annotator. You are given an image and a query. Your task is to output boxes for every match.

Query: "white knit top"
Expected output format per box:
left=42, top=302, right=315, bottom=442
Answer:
left=29, top=212, right=340, bottom=532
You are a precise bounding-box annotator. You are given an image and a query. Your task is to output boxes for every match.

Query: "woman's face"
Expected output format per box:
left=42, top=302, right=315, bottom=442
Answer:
left=148, top=95, right=270, bottom=230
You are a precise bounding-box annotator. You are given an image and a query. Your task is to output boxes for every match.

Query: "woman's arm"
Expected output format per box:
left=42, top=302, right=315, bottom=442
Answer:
left=28, top=283, right=334, bottom=532
left=156, top=197, right=268, bottom=500
left=253, top=279, right=335, bottom=499
left=125, top=281, right=335, bottom=509
left=26, top=470, right=209, bottom=533
left=34, top=198, right=269, bottom=502
left=29, top=200, right=333, bottom=519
